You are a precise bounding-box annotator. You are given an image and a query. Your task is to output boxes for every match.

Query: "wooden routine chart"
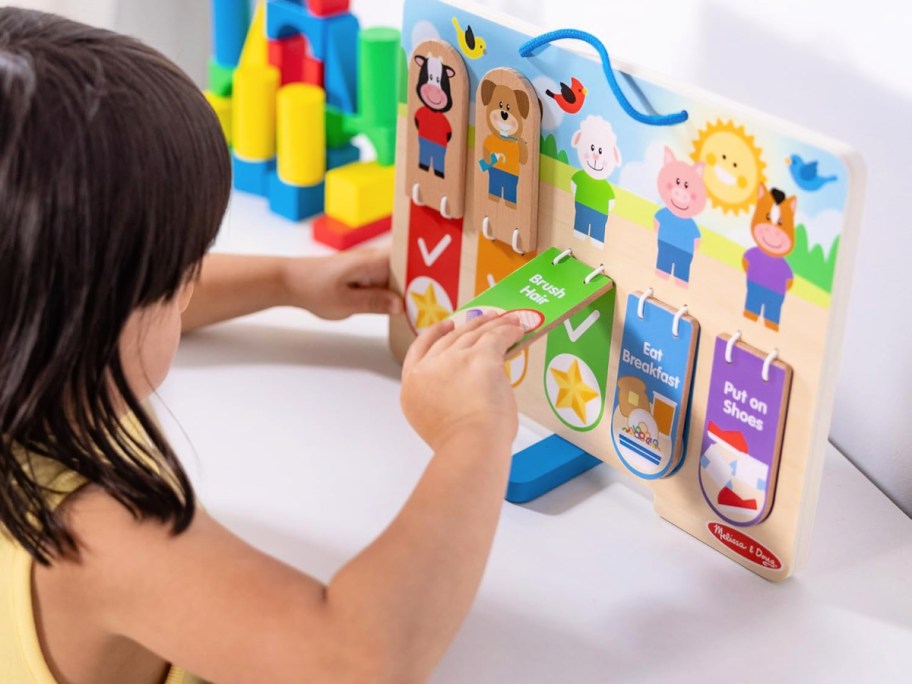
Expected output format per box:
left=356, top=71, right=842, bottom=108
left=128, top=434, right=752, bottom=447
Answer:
left=388, top=0, right=866, bottom=580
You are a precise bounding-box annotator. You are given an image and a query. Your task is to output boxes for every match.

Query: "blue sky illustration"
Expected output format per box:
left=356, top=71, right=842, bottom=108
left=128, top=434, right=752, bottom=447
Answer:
left=404, top=0, right=851, bottom=250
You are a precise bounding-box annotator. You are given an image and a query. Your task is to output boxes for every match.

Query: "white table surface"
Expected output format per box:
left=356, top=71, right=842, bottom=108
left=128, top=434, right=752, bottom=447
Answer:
left=157, top=193, right=912, bottom=683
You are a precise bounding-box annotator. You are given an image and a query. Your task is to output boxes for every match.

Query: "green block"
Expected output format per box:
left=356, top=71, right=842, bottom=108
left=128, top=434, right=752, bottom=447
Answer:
left=326, top=105, right=354, bottom=148
left=208, top=57, right=235, bottom=97
left=358, top=27, right=401, bottom=129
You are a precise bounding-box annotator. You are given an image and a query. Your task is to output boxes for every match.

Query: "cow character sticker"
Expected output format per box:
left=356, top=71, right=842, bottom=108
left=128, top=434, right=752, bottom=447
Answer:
left=405, top=40, right=469, bottom=218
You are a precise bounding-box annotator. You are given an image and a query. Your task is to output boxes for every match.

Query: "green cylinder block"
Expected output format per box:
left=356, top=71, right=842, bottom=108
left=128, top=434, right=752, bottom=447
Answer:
left=358, top=27, right=401, bottom=128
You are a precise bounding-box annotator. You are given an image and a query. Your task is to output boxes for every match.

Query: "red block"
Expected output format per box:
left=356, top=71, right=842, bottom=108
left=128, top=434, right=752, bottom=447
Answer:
left=304, top=56, right=324, bottom=88
left=307, top=0, right=350, bottom=17
left=268, top=35, right=324, bottom=87
left=313, top=214, right=392, bottom=250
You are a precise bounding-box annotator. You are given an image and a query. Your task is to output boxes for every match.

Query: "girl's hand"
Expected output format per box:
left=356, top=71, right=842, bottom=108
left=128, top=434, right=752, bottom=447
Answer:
left=283, top=247, right=403, bottom=320
left=401, top=312, right=525, bottom=452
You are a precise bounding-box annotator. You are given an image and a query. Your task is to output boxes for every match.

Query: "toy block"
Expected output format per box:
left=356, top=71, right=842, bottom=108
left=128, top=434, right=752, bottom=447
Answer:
left=341, top=27, right=399, bottom=164
left=268, top=172, right=324, bottom=221
left=356, top=28, right=399, bottom=128
left=506, top=435, right=602, bottom=504
left=325, top=161, right=395, bottom=227
left=212, top=0, right=251, bottom=67
left=277, top=84, right=325, bottom=186
left=268, top=34, right=323, bottom=87
left=326, top=105, right=353, bottom=148
left=233, top=154, right=275, bottom=196
left=265, top=1, right=359, bottom=63
left=238, top=1, right=268, bottom=68
left=232, top=64, right=280, bottom=162
left=313, top=214, right=391, bottom=250
left=327, top=143, right=360, bottom=170
left=306, top=0, right=350, bottom=17
left=304, top=56, right=325, bottom=88
left=204, top=91, right=232, bottom=145
left=268, top=35, right=307, bottom=86
left=322, top=18, right=358, bottom=113
left=208, top=58, right=235, bottom=97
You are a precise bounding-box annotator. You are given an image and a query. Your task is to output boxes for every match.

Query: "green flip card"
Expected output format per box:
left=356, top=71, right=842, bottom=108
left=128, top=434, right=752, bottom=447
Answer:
left=451, top=248, right=615, bottom=355
left=543, top=290, right=616, bottom=432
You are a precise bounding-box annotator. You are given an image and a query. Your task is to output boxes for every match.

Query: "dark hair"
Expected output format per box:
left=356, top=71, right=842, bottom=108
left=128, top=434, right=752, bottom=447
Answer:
left=0, top=8, right=231, bottom=563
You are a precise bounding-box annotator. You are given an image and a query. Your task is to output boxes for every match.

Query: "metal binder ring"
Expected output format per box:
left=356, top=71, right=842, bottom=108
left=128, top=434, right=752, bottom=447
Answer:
left=725, top=330, right=743, bottom=364
left=584, top=264, right=605, bottom=284
left=637, top=288, right=654, bottom=319
left=440, top=196, right=451, bottom=220
left=511, top=228, right=524, bottom=255
left=672, top=305, right=688, bottom=338
left=481, top=216, right=494, bottom=240
left=762, top=348, right=779, bottom=382
left=552, top=248, right=573, bottom=265
left=411, top=183, right=424, bottom=206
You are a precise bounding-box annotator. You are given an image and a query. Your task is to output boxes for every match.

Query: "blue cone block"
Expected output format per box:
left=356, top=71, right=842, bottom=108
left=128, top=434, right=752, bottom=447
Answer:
left=268, top=172, right=324, bottom=222
left=506, top=435, right=602, bottom=504
left=327, top=143, right=360, bottom=171
left=233, top=154, right=275, bottom=196
left=212, top=0, right=251, bottom=67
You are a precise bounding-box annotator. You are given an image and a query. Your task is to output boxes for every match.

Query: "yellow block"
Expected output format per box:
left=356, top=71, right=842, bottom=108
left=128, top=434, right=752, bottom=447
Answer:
left=232, top=64, right=279, bottom=161
left=239, top=1, right=267, bottom=67
left=277, top=84, right=325, bottom=186
left=325, top=162, right=396, bottom=227
left=204, top=90, right=232, bottom=145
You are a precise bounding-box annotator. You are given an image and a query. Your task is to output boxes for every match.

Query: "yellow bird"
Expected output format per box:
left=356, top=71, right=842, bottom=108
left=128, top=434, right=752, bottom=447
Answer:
left=452, top=17, right=487, bottom=59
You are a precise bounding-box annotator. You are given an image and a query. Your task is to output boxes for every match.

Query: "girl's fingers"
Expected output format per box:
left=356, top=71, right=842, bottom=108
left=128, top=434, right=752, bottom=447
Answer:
left=474, top=317, right=527, bottom=357
left=403, top=319, right=455, bottom=373
left=425, top=310, right=499, bottom=357
left=450, top=313, right=524, bottom=352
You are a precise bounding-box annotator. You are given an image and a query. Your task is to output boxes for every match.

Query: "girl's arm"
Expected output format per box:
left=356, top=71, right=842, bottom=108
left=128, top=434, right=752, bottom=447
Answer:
left=180, top=249, right=402, bottom=332
left=37, top=313, right=524, bottom=684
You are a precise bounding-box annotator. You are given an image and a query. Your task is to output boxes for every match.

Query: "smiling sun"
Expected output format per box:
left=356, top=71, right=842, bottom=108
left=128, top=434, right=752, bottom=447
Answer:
left=691, top=120, right=766, bottom=215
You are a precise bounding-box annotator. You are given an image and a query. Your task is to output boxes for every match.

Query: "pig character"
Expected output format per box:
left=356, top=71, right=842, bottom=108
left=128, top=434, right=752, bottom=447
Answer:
left=414, top=53, right=455, bottom=178
left=742, top=185, right=797, bottom=331
left=654, top=147, right=707, bottom=287
left=570, top=115, right=621, bottom=247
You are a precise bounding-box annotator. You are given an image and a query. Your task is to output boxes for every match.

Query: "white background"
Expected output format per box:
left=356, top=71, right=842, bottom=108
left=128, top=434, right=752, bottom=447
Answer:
left=9, top=0, right=911, bottom=515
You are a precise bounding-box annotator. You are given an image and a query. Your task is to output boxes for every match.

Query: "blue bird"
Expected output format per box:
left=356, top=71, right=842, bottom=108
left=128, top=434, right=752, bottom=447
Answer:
left=786, top=154, right=837, bottom=191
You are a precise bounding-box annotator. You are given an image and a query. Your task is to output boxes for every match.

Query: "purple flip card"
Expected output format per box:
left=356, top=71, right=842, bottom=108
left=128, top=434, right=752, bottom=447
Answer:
left=699, top=335, right=792, bottom=526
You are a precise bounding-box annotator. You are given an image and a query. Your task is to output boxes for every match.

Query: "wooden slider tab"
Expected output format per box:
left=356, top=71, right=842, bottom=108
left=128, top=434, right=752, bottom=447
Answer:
left=472, top=67, right=541, bottom=253
left=404, top=39, right=469, bottom=219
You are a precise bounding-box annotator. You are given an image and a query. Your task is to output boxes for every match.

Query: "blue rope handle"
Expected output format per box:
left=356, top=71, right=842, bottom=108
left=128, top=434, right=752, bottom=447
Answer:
left=518, top=28, right=688, bottom=127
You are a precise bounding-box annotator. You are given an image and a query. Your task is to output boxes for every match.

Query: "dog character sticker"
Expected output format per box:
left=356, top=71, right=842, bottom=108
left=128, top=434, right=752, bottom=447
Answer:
left=405, top=40, right=469, bottom=219
left=742, top=184, right=797, bottom=331
left=654, top=147, right=707, bottom=287
left=570, top=115, right=621, bottom=247
left=472, top=67, right=541, bottom=253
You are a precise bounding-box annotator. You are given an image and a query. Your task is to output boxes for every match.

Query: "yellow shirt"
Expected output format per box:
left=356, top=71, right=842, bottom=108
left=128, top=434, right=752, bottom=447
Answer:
left=0, top=449, right=204, bottom=684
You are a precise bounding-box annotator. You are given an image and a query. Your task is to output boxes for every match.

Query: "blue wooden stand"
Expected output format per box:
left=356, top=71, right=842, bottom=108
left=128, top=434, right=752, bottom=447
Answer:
left=506, top=435, right=602, bottom=503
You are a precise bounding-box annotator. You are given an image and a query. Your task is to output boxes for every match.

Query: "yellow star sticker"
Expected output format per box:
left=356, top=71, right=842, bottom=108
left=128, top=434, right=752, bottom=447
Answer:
left=550, top=359, right=599, bottom=423
left=410, top=283, right=450, bottom=329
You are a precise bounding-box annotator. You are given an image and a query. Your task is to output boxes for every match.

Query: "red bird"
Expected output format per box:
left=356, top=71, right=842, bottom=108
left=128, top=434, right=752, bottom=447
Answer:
left=546, top=77, right=587, bottom=114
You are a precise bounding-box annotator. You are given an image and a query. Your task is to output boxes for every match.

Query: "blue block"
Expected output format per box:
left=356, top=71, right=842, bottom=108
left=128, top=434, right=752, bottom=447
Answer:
left=506, top=435, right=602, bottom=504
left=327, top=143, right=360, bottom=170
left=265, top=1, right=359, bottom=62
left=212, top=0, right=251, bottom=67
left=233, top=154, right=275, bottom=196
left=268, top=172, right=324, bottom=221
left=324, top=21, right=358, bottom=113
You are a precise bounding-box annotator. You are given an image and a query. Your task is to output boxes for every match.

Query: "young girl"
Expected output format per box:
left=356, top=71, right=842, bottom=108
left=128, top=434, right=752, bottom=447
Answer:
left=0, top=8, right=524, bottom=684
